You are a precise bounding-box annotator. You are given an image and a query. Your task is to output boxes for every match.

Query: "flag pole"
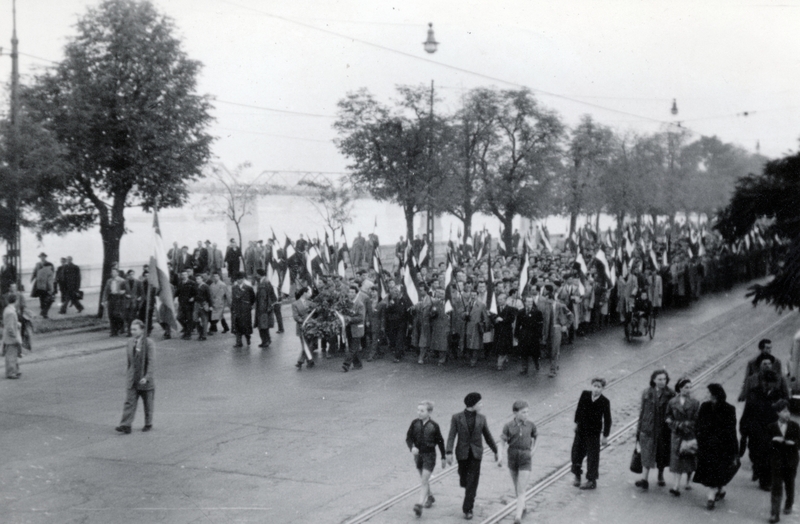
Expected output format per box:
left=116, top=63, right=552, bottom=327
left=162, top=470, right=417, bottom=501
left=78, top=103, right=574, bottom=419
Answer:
left=145, top=202, right=157, bottom=335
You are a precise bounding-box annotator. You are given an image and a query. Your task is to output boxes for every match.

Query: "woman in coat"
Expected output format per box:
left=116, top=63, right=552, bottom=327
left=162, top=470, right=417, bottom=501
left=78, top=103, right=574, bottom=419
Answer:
left=693, top=383, right=739, bottom=509
left=635, top=369, right=676, bottom=489
left=666, top=377, right=701, bottom=496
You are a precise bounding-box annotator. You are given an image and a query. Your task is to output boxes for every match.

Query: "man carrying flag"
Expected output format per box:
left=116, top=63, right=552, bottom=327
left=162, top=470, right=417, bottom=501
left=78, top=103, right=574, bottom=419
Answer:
left=148, top=210, right=179, bottom=337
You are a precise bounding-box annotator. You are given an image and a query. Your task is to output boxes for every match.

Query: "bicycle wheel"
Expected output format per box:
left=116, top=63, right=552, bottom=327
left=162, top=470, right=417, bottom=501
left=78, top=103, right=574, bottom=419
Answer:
left=648, top=315, right=656, bottom=339
left=624, top=317, right=632, bottom=342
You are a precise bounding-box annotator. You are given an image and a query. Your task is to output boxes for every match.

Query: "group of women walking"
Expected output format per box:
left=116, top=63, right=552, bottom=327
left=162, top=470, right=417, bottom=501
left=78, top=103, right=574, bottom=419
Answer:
left=635, top=370, right=740, bottom=510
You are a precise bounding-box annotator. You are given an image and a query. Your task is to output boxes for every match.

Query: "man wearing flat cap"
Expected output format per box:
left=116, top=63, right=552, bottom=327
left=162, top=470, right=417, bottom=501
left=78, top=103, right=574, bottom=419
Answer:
left=446, top=392, right=499, bottom=520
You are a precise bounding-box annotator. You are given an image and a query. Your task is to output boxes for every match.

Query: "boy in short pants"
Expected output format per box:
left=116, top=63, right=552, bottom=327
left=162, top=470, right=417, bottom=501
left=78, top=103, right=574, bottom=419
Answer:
left=406, top=400, right=446, bottom=518
left=499, top=400, right=538, bottom=524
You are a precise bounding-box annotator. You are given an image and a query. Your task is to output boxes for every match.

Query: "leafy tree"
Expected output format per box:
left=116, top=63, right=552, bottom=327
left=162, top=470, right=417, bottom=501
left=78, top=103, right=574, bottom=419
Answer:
left=560, top=114, right=615, bottom=236
left=715, top=151, right=800, bottom=310
left=334, top=85, right=447, bottom=241
left=22, top=0, right=213, bottom=315
left=0, top=117, right=66, bottom=251
left=439, top=88, right=496, bottom=242
left=472, top=89, right=566, bottom=249
left=600, top=132, right=646, bottom=231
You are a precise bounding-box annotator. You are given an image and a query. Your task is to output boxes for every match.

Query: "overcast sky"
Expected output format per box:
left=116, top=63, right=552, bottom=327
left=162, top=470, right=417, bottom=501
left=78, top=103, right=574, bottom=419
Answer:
left=2, top=0, right=799, bottom=178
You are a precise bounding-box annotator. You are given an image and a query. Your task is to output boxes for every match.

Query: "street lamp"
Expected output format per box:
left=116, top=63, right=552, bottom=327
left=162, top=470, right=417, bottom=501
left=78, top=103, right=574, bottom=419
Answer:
left=422, top=24, right=438, bottom=264
left=423, top=23, right=438, bottom=54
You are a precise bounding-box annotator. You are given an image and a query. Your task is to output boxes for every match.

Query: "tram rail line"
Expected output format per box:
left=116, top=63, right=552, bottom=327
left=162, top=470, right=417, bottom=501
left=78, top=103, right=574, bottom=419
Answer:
left=342, top=304, right=777, bottom=524
left=478, top=313, right=793, bottom=524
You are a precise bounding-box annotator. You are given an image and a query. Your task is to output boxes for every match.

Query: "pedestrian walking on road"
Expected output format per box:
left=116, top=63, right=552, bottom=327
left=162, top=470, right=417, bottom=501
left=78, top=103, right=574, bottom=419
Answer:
left=693, top=383, right=739, bottom=510
left=741, top=369, right=789, bottom=491
left=571, top=378, right=612, bottom=490
left=666, top=377, right=700, bottom=496
left=499, top=400, right=539, bottom=524
left=115, top=320, right=155, bottom=434
left=635, top=369, right=676, bottom=490
left=230, top=272, right=255, bottom=348
left=767, top=399, right=800, bottom=522
left=2, top=293, right=23, bottom=379
left=31, top=252, right=55, bottom=319
left=446, top=392, right=499, bottom=520
left=406, top=400, right=446, bottom=518
left=292, top=287, right=314, bottom=369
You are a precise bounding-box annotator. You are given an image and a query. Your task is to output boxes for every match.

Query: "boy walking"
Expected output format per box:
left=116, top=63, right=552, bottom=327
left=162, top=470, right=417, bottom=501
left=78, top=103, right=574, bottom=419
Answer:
left=406, top=401, right=446, bottom=518
left=499, top=400, right=539, bottom=524
left=768, top=399, right=800, bottom=522
left=571, top=377, right=612, bottom=490
left=115, top=320, right=155, bottom=434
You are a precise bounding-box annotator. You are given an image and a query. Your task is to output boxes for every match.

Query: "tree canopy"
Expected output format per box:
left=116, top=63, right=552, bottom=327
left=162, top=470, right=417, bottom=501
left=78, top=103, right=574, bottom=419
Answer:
left=715, top=151, right=800, bottom=310
left=21, top=0, right=213, bottom=312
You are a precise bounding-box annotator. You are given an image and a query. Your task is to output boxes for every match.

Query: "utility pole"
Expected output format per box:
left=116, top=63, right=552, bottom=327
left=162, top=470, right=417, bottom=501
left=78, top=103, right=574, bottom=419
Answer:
left=8, top=0, right=22, bottom=287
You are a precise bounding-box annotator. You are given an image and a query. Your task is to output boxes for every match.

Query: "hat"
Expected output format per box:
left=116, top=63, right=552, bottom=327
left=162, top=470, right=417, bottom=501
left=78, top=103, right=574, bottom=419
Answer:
left=773, top=399, right=790, bottom=413
left=205, top=240, right=211, bottom=245
left=256, top=269, right=266, bottom=277
left=464, top=392, right=482, bottom=408
left=295, top=286, right=308, bottom=300
left=39, top=252, right=47, bottom=258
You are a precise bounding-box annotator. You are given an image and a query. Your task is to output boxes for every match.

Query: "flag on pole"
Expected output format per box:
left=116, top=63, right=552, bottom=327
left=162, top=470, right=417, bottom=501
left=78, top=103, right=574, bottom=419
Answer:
left=575, top=249, right=588, bottom=276
left=402, top=249, right=419, bottom=305
left=418, top=236, right=429, bottom=268
left=518, top=242, right=530, bottom=296
left=444, top=255, right=454, bottom=313
left=595, top=248, right=615, bottom=287
left=497, top=227, right=507, bottom=257
left=539, top=223, right=552, bottom=252
left=485, top=259, right=497, bottom=314
left=267, top=259, right=280, bottom=290
left=148, top=209, right=178, bottom=331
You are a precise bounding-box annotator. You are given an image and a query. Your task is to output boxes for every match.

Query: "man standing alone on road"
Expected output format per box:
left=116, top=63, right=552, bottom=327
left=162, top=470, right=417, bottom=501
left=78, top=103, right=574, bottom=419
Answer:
left=406, top=400, right=446, bottom=518
left=446, top=392, right=499, bottom=520
left=571, top=378, right=612, bottom=490
left=2, top=294, right=23, bottom=379
left=115, top=320, right=155, bottom=434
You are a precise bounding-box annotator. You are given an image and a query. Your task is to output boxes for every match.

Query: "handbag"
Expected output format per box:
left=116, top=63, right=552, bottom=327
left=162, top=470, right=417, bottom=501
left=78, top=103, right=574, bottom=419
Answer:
left=76, top=290, right=84, bottom=300
left=630, top=444, right=643, bottom=474
left=679, top=438, right=698, bottom=457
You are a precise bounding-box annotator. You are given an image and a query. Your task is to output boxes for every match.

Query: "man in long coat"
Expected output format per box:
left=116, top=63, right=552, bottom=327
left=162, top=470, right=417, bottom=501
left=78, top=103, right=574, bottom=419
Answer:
left=31, top=252, right=55, bottom=319
left=463, top=286, right=489, bottom=368
left=208, top=243, right=224, bottom=275
left=255, top=269, right=276, bottom=348
left=208, top=272, right=230, bottom=334
left=429, top=288, right=450, bottom=365
left=515, top=295, right=543, bottom=374
left=224, top=239, right=242, bottom=280
left=59, top=256, right=84, bottom=314
left=230, top=272, right=255, bottom=347
left=174, top=271, right=196, bottom=340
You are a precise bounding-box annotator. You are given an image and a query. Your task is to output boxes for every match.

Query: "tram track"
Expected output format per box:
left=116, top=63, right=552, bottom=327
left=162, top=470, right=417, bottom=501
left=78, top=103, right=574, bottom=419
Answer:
left=342, top=303, right=782, bottom=524
left=478, top=313, right=794, bottom=524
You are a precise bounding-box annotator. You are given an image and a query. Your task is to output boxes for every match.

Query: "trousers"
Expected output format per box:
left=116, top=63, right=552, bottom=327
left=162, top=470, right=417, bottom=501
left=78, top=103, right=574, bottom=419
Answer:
left=120, top=388, right=154, bottom=428
left=771, top=462, right=797, bottom=516
left=457, top=453, right=482, bottom=514
left=571, top=432, right=601, bottom=481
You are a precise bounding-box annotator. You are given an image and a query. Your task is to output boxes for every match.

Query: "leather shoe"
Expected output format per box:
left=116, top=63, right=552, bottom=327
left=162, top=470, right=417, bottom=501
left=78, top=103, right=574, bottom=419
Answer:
left=115, top=426, right=132, bottom=434
left=142, top=425, right=152, bottom=432
left=669, top=488, right=681, bottom=497
left=634, top=479, right=649, bottom=490
left=424, top=495, right=435, bottom=508
left=580, top=480, right=596, bottom=490
left=769, top=515, right=780, bottom=523
left=785, top=507, right=793, bottom=515
left=464, top=511, right=473, bottom=520
left=413, top=504, right=422, bottom=517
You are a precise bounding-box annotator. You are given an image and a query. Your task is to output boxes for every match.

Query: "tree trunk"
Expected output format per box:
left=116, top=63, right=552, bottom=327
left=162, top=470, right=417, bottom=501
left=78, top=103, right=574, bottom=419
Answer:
left=616, top=213, right=625, bottom=243
left=462, top=214, right=472, bottom=245
left=595, top=213, right=600, bottom=233
left=569, top=212, right=578, bottom=238
left=96, top=202, right=126, bottom=318
left=404, top=205, right=415, bottom=251
left=502, top=216, right=514, bottom=256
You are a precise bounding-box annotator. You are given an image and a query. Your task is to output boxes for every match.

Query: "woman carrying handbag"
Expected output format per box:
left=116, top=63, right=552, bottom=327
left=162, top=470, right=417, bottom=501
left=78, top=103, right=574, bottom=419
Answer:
left=666, top=377, right=701, bottom=496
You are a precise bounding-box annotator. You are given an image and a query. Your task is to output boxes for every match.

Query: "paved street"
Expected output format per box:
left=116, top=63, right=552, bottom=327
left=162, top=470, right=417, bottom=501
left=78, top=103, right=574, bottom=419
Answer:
left=1, top=282, right=798, bottom=524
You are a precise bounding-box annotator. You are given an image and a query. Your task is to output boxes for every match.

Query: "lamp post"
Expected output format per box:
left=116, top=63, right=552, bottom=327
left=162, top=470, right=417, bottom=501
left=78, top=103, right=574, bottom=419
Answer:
left=422, top=23, right=438, bottom=265
left=6, top=0, right=21, bottom=289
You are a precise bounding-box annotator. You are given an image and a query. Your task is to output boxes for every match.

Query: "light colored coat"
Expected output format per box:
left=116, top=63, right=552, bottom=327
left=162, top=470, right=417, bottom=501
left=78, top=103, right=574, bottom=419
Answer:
left=208, top=281, right=229, bottom=321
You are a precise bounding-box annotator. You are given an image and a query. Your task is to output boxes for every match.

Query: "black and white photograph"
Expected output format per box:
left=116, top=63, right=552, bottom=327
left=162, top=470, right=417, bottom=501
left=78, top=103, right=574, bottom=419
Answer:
left=1, top=1, right=800, bottom=523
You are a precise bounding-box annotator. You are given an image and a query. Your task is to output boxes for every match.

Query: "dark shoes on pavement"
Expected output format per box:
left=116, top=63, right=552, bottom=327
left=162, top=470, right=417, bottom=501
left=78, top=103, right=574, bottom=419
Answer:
left=580, top=480, right=596, bottom=490
left=634, top=479, right=648, bottom=490
left=115, top=426, right=132, bottom=434
left=142, top=425, right=152, bottom=432
left=669, top=488, right=681, bottom=497
left=706, top=500, right=715, bottom=510
left=464, top=511, right=473, bottom=520
left=769, top=516, right=780, bottom=523
left=424, top=495, right=435, bottom=508
left=573, top=476, right=581, bottom=487
left=413, top=504, right=422, bottom=517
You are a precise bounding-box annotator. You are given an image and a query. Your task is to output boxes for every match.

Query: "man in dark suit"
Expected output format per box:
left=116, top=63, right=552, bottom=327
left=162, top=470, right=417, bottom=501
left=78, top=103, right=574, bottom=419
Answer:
left=230, top=272, right=255, bottom=348
left=224, top=238, right=242, bottom=280
left=115, top=320, right=155, bottom=434
left=446, top=392, right=499, bottom=520
left=515, top=294, right=543, bottom=375
left=59, top=256, right=84, bottom=314
left=769, top=399, right=800, bottom=522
